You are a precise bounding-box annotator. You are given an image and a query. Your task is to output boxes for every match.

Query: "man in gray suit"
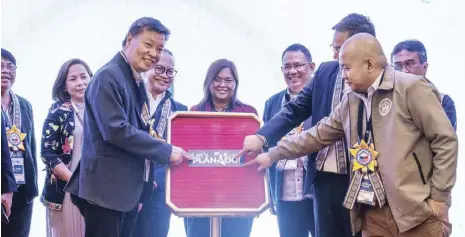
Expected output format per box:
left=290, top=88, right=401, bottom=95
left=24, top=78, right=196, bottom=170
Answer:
left=66, top=17, right=191, bottom=237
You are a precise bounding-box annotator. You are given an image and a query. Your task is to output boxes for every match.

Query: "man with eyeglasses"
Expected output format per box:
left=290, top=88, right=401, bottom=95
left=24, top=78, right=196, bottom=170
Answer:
left=1, top=48, right=39, bottom=237
left=391, top=40, right=456, bottom=130
left=244, top=33, right=456, bottom=237
left=237, top=13, right=375, bottom=237
left=129, top=49, right=188, bottom=237
left=263, top=43, right=316, bottom=237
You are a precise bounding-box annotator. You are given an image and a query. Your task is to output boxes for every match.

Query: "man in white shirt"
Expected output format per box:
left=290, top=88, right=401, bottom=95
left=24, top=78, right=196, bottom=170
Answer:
left=263, top=43, right=316, bottom=237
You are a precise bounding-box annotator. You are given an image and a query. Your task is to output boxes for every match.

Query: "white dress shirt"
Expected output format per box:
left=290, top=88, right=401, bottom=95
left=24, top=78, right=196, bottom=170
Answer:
left=351, top=70, right=384, bottom=119
left=281, top=91, right=307, bottom=201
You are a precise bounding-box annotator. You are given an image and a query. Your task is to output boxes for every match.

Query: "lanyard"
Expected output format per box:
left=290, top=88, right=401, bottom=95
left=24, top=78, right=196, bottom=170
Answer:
left=357, top=100, right=373, bottom=144
left=356, top=70, right=386, bottom=143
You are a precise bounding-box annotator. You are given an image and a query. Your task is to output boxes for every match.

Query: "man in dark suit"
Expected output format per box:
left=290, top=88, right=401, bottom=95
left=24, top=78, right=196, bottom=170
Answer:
left=2, top=113, right=17, bottom=220
left=391, top=39, right=457, bottom=130
left=132, top=49, right=188, bottom=237
left=65, top=17, right=191, bottom=237
left=1, top=48, right=39, bottom=237
left=237, top=14, right=376, bottom=237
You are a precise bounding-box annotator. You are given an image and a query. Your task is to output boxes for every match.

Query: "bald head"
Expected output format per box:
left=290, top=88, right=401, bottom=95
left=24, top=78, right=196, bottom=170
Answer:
left=339, top=33, right=387, bottom=92
left=341, top=33, right=386, bottom=67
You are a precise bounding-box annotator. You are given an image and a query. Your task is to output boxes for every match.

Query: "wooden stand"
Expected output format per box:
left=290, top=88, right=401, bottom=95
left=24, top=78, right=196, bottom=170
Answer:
left=210, top=216, right=221, bottom=237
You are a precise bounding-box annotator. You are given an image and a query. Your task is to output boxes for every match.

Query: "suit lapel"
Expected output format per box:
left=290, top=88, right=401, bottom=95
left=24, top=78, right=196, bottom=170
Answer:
left=19, top=101, right=31, bottom=133
left=114, top=53, right=145, bottom=126
left=276, top=90, right=286, bottom=116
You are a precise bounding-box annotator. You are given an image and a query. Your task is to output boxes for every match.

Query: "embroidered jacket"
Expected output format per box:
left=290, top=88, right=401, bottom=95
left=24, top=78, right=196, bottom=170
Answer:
left=2, top=93, right=38, bottom=201
left=40, top=100, right=76, bottom=210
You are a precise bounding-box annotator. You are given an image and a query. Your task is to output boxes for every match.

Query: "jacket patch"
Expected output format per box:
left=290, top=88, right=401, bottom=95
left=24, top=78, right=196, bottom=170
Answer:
left=379, top=98, right=392, bottom=116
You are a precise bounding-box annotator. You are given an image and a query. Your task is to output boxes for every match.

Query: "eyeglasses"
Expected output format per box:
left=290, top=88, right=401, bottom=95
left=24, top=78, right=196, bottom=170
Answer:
left=212, top=77, right=236, bottom=87
left=392, top=60, right=419, bottom=71
left=281, top=63, right=311, bottom=73
left=1, top=63, right=16, bottom=71
left=154, top=65, right=177, bottom=77
left=330, top=44, right=341, bottom=53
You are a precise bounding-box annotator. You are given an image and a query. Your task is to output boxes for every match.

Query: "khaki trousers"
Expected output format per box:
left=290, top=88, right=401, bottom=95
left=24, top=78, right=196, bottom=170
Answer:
left=362, top=204, right=451, bottom=237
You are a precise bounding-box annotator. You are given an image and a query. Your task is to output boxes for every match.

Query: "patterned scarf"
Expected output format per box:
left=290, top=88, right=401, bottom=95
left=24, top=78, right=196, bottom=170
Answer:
left=314, top=68, right=347, bottom=174
left=149, top=95, right=172, bottom=140
left=3, top=91, right=22, bottom=130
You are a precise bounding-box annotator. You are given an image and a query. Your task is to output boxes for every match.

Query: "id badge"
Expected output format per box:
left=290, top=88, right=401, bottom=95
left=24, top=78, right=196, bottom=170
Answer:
left=357, top=174, right=375, bottom=206
left=11, top=155, right=26, bottom=185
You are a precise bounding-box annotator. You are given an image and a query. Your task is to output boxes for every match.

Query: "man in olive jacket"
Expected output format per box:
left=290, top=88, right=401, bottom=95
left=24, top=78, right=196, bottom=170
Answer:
left=240, top=33, right=457, bottom=237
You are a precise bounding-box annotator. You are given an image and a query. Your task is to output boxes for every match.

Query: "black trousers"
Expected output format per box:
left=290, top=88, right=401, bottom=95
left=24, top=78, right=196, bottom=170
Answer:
left=1, top=186, right=33, bottom=237
left=276, top=198, right=315, bottom=237
left=313, top=172, right=361, bottom=237
left=73, top=195, right=138, bottom=237
left=120, top=206, right=139, bottom=237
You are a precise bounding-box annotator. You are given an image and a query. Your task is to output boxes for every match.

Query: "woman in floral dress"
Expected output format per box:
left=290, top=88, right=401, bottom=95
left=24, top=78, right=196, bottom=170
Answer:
left=40, top=59, right=92, bottom=237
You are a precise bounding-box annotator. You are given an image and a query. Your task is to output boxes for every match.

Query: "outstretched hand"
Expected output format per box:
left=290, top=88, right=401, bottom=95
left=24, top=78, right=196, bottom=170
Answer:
left=169, top=146, right=193, bottom=166
left=243, top=152, right=274, bottom=172
left=235, top=135, right=265, bottom=159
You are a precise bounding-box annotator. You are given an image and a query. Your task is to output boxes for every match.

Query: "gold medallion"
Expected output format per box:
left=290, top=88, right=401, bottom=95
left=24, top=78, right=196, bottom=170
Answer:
left=6, top=125, right=27, bottom=151
left=343, top=140, right=386, bottom=209
left=350, top=140, right=378, bottom=174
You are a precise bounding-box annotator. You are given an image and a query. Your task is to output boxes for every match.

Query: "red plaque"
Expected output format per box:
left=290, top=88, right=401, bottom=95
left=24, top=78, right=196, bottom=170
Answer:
left=166, top=112, right=269, bottom=217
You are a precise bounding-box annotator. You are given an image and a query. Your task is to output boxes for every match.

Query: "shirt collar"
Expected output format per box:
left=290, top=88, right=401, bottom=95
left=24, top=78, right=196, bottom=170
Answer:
left=146, top=88, right=166, bottom=101
left=285, top=88, right=298, bottom=101
left=370, top=70, right=384, bottom=92
left=349, top=69, right=384, bottom=95
left=120, top=51, right=145, bottom=83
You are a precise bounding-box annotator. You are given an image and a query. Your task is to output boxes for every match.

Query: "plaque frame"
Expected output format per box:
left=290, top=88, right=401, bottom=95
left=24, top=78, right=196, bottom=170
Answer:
left=165, top=111, right=270, bottom=217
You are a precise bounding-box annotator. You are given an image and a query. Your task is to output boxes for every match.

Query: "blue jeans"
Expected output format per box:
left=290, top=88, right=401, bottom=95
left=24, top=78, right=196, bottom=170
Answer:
left=132, top=184, right=171, bottom=237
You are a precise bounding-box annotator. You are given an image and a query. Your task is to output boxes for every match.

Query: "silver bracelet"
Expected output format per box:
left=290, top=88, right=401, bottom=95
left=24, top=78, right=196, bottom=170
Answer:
left=255, top=134, right=268, bottom=148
